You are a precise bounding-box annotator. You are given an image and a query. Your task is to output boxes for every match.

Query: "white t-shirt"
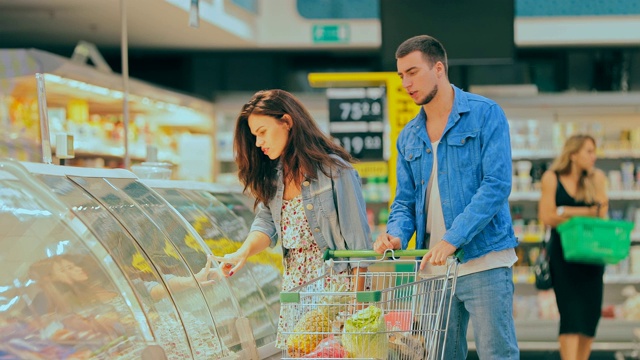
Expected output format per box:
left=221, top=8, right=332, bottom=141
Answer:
left=425, top=140, right=517, bottom=277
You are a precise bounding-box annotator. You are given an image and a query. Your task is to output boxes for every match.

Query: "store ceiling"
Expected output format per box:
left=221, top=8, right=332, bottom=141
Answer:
left=0, top=0, right=255, bottom=50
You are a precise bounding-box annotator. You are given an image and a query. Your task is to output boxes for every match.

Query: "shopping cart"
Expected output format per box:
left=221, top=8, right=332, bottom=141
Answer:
left=279, top=249, right=458, bottom=360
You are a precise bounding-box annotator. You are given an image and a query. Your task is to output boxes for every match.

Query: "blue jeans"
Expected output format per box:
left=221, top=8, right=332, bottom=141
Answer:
left=443, top=267, right=519, bottom=360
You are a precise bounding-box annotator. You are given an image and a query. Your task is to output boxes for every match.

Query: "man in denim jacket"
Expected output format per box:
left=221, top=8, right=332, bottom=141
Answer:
left=374, top=35, right=519, bottom=359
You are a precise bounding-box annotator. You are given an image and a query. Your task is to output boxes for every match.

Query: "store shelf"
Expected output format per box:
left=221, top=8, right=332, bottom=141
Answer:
left=0, top=49, right=216, bottom=181
left=512, top=149, right=557, bottom=160
left=608, top=190, right=640, bottom=201
left=509, top=191, right=541, bottom=201
left=513, top=148, right=640, bottom=161
left=604, top=274, right=640, bottom=284
left=515, top=266, right=640, bottom=285
left=510, top=190, right=640, bottom=202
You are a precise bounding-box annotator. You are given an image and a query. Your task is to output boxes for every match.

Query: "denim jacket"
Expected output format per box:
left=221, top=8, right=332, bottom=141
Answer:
left=388, top=85, right=518, bottom=263
left=250, top=155, right=372, bottom=271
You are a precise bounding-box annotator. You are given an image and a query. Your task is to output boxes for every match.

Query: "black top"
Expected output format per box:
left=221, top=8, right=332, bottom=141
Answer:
left=548, top=172, right=604, bottom=336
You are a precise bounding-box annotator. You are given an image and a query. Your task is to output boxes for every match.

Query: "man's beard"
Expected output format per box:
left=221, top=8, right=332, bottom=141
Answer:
left=417, top=84, right=438, bottom=105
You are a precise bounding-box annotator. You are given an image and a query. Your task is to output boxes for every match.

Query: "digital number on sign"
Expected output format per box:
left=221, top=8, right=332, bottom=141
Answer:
left=334, top=133, right=383, bottom=159
left=336, top=100, right=383, bottom=121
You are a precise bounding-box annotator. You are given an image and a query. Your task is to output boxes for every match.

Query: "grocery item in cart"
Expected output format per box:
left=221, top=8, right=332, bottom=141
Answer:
left=301, top=336, right=347, bottom=358
left=388, top=332, right=426, bottom=360
left=286, top=281, right=352, bottom=356
left=280, top=249, right=458, bottom=360
left=287, top=309, right=332, bottom=357
left=342, top=305, right=388, bottom=359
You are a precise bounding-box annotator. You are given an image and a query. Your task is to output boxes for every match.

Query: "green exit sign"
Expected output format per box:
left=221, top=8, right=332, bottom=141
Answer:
left=312, top=24, right=350, bottom=44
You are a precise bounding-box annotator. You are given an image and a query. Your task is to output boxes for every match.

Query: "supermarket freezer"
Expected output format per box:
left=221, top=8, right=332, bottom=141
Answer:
left=143, top=179, right=283, bottom=360
left=0, top=159, right=270, bottom=359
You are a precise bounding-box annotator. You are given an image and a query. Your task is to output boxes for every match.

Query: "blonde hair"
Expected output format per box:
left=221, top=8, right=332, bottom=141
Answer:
left=549, top=134, right=597, bottom=203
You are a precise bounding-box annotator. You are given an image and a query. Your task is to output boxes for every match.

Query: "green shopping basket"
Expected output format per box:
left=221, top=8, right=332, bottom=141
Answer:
left=557, top=216, right=634, bottom=265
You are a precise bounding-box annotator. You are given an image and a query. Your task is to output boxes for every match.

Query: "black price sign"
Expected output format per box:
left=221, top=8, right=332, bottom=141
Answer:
left=333, top=132, right=383, bottom=159
left=328, top=87, right=385, bottom=160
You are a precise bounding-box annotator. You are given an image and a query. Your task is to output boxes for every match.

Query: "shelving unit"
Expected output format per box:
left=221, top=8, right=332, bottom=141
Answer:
left=0, top=49, right=217, bottom=181
left=489, top=91, right=640, bottom=349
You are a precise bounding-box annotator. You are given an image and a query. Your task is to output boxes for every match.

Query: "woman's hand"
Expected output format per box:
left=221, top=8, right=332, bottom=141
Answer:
left=194, top=255, right=221, bottom=285
left=213, top=251, right=249, bottom=277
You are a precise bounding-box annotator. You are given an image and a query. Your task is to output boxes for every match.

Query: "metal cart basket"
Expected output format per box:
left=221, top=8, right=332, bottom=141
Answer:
left=279, top=249, right=458, bottom=360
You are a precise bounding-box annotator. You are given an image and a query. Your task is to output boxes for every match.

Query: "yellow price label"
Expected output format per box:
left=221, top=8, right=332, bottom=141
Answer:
left=353, top=161, right=388, bottom=179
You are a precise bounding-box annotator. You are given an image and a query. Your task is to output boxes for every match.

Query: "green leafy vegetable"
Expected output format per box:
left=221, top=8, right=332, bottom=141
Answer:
left=342, top=305, right=388, bottom=359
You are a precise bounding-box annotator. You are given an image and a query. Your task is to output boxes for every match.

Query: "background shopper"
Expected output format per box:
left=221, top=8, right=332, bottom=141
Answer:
left=538, top=134, right=608, bottom=360
left=374, top=35, right=519, bottom=359
left=216, top=89, right=372, bottom=349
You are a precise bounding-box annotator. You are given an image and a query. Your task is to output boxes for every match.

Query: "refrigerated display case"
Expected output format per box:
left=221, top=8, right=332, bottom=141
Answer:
left=0, top=159, right=269, bottom=359
left=142, top=179, right=283, bottom=359
left=0, top=48, right=216, bottom=181
left=0, top=160, right=161, bottom=359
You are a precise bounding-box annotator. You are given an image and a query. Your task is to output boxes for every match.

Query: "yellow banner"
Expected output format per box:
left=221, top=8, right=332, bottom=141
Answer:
left=309, top=72, right=418, bottom=248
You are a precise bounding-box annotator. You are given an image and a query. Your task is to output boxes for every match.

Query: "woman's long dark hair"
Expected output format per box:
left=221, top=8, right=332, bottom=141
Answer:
left=234, top=89, right=353, bottom=207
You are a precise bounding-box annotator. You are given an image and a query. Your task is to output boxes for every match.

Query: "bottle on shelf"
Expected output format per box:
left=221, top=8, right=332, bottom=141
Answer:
left=512, top=205, right=525, bottom=240
left=376, top=207, right=389, bottom=239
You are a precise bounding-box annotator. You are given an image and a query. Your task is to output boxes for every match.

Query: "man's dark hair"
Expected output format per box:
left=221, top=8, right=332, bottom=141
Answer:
left=396, top=35, right=448, bottom=75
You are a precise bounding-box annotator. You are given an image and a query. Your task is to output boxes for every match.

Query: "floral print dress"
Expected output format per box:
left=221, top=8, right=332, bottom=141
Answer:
left=275, top=195, right=351, bottom=349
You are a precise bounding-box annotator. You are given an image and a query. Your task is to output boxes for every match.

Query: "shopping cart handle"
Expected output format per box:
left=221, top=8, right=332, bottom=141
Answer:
left=323, top=249, right=429, bottom=260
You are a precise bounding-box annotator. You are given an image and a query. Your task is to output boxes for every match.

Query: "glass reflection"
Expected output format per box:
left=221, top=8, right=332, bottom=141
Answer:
left=153, top=186, right=283, bottom=347
left=0, top=177, right=146, bottom=359
left=70, top=176, right=241, bottom=358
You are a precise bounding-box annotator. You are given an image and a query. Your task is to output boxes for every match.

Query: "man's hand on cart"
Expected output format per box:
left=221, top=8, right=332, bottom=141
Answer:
left=421, top=240, right=457, bottom=269
left=373, top=233, right=401, bottom=254
left=212, top=251, right=248, bottom=277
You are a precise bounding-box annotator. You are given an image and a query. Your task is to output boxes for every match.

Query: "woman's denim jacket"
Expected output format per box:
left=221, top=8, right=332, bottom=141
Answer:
left=250, top=156, right=372, bottom=271
left=388, top=85, right=518, bottom=263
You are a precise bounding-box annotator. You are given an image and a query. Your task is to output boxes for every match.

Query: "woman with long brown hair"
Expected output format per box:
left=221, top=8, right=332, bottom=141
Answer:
left=538, top=134, right=609, bottom=360
left=216, top=89, right=372, bottom=350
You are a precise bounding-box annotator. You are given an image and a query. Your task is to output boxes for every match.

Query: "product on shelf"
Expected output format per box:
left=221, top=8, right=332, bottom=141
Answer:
left=0, top=49, right=216, bottom=181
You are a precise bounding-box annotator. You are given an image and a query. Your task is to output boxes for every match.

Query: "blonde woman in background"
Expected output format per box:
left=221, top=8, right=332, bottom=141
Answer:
left=538, top=134, right=609, bottom=360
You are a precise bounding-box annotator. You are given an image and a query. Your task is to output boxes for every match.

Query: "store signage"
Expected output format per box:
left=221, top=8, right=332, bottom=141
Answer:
left=328, top=87, right=385, bottom=159
left=312, top=24, right=350, bottom=44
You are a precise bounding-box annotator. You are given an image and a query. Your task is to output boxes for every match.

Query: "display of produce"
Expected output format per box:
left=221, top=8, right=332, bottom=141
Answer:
left=0, top=159, right=283, bottom=359
left=0, top=160, right=152, bottom=359
left=142, top=179, right=283, bottom=352
left=494, top=92, right=640, bottom=350
left=0, top=49, right=216, bottom=181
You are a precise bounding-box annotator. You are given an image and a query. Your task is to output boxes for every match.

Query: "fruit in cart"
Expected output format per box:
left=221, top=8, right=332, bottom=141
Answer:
left=319, top=281, right=353, bottom=319
left=302, top=335, right=348, bottom=358
left=287, top=309, right=332, bottom=357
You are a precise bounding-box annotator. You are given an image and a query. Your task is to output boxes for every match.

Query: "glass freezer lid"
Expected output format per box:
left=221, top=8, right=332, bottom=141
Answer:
left=68, top=176, right=247, bottom=357
left=0, top=162, right=150, bottom=359
left=34, top=173, right=200, bottom=359
left=152, top=187, right=280, bottom=347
